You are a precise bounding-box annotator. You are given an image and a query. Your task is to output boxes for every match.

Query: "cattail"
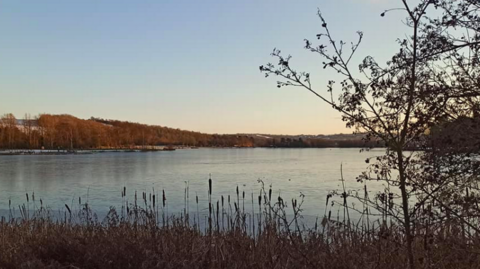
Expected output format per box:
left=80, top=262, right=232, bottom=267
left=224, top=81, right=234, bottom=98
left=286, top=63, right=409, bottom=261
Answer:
left=269, top=188, right=272, bottom=202
left=26, top=193, right=29, bottom=203
left=79, top=197, right=81, bottom=205
left=163, top=190, right=166, bottom=207
left=236, top=186, right=240, bottom=207
left=258, top=195, right=262, bottom=206
left=209, top=175, right=212, bottom=195
left=153, top=194, right=156, bottom=208
left=216, top=200, right=220, bottom=229
left=242, top=191, right=245, bottom=212
left=195, top=193, right=200, bottom=232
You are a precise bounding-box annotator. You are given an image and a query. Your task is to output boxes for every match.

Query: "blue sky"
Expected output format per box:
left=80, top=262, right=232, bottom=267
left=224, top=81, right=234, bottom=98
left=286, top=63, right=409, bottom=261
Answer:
left=0, top=0, right=406, bottom=134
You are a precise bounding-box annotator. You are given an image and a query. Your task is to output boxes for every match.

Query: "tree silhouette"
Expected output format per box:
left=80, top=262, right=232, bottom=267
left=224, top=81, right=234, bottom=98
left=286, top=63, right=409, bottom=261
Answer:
left=260, top=1, right=480, bottom=268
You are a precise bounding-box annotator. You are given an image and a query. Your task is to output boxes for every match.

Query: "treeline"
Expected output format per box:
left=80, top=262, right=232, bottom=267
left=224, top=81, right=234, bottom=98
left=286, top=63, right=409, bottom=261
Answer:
left=0, top=113, right=374, bottom=149
left=267, top=136, right=381, bottom=148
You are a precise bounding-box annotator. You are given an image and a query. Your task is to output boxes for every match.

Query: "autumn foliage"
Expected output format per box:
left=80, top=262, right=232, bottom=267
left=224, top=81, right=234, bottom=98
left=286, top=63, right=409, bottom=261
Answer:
left=0, top=113, right=372, bottom=150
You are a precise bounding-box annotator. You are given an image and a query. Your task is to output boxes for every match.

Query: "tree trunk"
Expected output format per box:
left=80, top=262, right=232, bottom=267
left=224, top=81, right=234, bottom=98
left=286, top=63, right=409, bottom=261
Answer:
left=397, top=149, right=415, bottom=269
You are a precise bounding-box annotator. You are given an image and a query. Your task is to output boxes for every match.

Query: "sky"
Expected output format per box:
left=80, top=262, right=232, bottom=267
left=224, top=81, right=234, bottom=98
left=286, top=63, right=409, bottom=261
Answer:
left=0, top=0, right=408, bottom=135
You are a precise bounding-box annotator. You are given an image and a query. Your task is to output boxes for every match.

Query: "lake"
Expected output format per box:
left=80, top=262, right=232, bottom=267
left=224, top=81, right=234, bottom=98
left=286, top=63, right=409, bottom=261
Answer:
left=0, top=148, right=387, bottom=220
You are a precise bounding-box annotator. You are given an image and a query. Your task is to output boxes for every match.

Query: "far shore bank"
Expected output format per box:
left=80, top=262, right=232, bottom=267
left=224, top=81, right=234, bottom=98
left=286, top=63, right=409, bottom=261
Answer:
left=0, top=148, right=178, bottom=155
left=0, top=146, right=386, bottom=156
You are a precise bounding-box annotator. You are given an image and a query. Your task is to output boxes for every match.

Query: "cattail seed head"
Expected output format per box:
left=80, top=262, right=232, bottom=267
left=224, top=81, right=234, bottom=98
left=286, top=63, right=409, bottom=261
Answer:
left=163, top=190, right=166, bottom=207
left=209, top=177, right=212, bottom=196
left=208, top=174, right=212, bottom=195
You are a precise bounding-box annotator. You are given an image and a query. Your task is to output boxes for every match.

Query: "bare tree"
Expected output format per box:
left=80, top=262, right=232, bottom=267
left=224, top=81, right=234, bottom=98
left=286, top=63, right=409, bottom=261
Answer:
left=1, top=114, right=17, bottom=149
left=23, top=113, right=34, bottom=149
left=260, top=1, right=480, bottom=268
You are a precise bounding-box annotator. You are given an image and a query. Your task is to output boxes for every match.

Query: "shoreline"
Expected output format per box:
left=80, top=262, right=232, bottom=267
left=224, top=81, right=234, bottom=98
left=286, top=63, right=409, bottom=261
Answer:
left=0, top=146, right=385, bottom=156
left=0, top=148, right=177, bottom=156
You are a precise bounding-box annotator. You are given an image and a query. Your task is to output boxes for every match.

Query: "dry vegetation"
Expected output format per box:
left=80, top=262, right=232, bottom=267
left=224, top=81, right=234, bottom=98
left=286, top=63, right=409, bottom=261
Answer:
left=2, top=219, right=479, bottom=269
left=0, top=181, right=479, bottom=269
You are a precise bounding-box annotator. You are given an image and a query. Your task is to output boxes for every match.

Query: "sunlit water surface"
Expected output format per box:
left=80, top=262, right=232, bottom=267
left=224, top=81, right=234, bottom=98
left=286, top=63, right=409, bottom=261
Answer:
left=0, top=148, right=388, bottom=220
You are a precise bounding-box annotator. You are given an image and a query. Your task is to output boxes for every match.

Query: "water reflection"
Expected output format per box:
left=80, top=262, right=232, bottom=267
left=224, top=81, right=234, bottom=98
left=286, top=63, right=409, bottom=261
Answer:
left=0, top=148, right=386, bottom=217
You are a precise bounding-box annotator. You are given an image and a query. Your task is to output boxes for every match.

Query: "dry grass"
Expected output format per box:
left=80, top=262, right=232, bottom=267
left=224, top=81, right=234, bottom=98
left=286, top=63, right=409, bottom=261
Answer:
left=0, top=184, right=479, bottom=269
left=0, top=219, right=479, bottom=269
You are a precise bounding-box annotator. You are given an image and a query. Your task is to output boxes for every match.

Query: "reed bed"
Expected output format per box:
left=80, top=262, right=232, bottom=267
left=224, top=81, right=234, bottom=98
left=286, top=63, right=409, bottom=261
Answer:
left=0, top=179, right=479, bottom=269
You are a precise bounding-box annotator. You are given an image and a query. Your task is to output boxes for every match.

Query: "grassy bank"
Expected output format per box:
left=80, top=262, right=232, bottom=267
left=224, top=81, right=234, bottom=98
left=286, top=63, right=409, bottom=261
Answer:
left=2, top=219, right=478, bottom=269
left=0, top=183, right=479, bottom=269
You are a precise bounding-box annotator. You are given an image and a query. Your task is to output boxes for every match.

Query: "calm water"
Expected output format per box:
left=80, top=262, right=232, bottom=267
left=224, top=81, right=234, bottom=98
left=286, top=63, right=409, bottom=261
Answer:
left=0, top=148, right=386, bottom=218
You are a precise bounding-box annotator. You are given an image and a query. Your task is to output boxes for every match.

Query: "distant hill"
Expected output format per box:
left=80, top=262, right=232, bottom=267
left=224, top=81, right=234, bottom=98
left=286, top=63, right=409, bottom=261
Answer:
left=244, top=133, right=366, bottom=141
left=0, top=113, right=379, bottom=149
